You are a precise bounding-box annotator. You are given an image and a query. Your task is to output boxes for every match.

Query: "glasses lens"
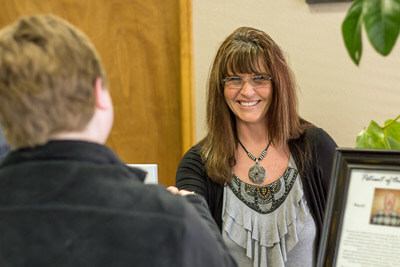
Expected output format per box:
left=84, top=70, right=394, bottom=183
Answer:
left=223, top=75, right=271, bottom=88
left=251, top=75, right=270, bottom=87
left=224, top=77, right=243, bottom=88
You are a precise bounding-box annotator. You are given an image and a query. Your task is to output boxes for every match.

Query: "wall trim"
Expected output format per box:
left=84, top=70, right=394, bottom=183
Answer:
left=179, top=0, right=195, bottom=155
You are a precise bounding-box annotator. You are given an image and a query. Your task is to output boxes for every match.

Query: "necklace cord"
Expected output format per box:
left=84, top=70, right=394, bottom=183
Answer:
left=238, top=140, right=271, bottom=162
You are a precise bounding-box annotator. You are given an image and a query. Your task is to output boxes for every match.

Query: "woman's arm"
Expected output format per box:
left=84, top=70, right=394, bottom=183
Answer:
left=175, top=145, right=209, bottom=198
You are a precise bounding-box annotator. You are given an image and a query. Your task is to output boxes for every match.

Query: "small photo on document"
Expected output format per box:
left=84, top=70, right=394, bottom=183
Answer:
left=369, top=188, right=400, bottom=227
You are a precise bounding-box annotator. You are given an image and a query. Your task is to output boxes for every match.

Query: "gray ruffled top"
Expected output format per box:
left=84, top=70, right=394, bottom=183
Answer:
left=222, top=156, right=316, bottom=266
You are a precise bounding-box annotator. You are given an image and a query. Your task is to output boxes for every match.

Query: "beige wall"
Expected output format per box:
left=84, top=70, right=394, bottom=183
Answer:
left=193, top=0, right=400, bottom=147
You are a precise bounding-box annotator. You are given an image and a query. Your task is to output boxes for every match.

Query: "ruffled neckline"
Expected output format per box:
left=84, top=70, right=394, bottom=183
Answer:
left=222, top=157, right=309, bottom=266
left=230, top=166, right=298, bottom=214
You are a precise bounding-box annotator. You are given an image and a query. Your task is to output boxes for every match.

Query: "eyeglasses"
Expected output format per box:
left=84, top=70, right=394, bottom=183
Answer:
left=223, top=75, right=272, bottom=89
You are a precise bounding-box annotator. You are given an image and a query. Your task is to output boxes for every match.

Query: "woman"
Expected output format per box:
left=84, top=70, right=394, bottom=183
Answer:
left=175, top=27, right=337, bottom=266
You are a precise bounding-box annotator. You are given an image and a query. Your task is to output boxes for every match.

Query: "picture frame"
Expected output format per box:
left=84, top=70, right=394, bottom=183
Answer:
left=317, top=148, right=400, bottom=266
left=306, top=0, right=352, bottom=3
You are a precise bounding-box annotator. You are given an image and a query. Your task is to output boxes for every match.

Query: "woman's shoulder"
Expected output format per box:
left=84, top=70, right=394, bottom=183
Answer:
left=179, top=142, right=205, bottom=168
left=290, top=123, right=337, bottom=159
left=299, top=125, right=338, bottom=166
left=305, top=126, right=337, bottom=148
left=183, top=142, right=203, bottom=158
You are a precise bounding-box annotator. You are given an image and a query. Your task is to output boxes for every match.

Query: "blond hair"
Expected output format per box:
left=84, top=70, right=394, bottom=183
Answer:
left=0, top=14, right=108, bottom=148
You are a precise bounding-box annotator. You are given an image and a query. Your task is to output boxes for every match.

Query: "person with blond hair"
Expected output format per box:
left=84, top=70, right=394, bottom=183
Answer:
left=176, top=27, right=337, bottom=266
left=371, top=191, right=400, bottom=226
left=0, top=14, right=236, bottom=267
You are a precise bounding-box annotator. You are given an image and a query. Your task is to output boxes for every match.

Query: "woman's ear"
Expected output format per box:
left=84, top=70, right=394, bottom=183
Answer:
left=94, top=77, right=112, bottom=110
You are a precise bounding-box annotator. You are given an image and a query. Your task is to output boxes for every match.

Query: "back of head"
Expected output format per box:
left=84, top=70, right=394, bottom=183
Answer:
left=0, top=14, right=108, bottom=148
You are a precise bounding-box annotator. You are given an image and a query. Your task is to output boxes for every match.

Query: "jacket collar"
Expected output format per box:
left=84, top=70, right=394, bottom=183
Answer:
left=1, top=140, right=147, bottom=182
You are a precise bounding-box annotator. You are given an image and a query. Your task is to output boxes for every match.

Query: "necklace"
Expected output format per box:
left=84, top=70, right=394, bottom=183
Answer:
left=238, top=140, right=271, bottom=184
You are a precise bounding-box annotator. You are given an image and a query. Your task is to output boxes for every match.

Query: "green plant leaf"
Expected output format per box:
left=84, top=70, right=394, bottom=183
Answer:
left=356, top=120, right=386, bottom=148
left=384, top=118, right=400, bottom=141
left=386, top=135, right=400, bottom=149
left=363, top=0, right=400, bottom=56
left=356, top=117, right=400, bottom=149
left=342, top=0, right=364, bottom=65
left=356, top=128, right=370, bottom=147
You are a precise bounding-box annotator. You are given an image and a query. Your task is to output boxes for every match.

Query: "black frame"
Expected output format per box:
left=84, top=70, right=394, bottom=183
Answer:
left=306, top=0, right=352, bottom=3
left=317, top=148, right=400, bottom=266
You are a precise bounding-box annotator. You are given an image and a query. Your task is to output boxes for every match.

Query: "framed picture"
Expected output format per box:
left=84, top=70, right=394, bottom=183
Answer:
left=306, top=0, right=352, bottom=3
left=317, top=148, right=400, bottom=267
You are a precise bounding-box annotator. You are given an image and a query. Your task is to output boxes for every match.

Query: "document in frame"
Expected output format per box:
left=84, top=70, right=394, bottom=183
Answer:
left=317, top=149, right=400, bottom=267
left=336, top=169, right=400, bottom=266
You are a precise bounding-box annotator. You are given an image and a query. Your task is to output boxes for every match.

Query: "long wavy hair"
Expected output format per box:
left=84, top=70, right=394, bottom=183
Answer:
left=201, top=27, right=311, bottom=185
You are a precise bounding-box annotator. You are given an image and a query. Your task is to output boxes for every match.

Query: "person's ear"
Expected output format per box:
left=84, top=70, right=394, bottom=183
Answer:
left=94, top=77, right=112, bottom=110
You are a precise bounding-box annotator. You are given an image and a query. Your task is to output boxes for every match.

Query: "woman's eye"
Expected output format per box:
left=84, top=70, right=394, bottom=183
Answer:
left=252, top=75, right=267, bottom=81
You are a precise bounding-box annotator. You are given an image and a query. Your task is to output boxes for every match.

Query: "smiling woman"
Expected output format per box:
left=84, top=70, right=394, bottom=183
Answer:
left=176, top=26, right=338, bottom=267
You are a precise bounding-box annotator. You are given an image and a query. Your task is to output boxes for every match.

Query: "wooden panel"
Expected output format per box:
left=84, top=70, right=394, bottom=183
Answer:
left=0, top=0, right=193, bottom=186
left=179, top=0, right=195, bottom=154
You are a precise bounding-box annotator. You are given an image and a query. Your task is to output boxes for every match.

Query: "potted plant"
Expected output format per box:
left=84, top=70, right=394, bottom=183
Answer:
left=342, top=0, right=400, bottom=149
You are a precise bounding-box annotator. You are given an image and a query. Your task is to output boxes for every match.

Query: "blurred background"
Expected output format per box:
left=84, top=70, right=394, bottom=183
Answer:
left=0, top=0, right=398, bottom=185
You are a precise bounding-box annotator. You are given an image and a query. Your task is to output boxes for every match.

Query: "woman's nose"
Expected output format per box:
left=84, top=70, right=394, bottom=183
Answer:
left=240, top=80, right=255, bottom=96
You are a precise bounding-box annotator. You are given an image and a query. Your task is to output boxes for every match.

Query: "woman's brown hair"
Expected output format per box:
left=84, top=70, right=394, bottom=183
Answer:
left=201, top=27, right=311, bottom=185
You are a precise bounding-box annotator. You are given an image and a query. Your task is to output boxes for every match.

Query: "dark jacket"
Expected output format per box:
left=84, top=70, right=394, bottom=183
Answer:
left=0, top=141, right=237, bottom=267
left=176, top=127, right=337, bottom=256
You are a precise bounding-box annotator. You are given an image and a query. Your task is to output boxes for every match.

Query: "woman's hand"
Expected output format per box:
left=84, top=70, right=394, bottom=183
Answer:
left=167, top=186, right=195, bottom=196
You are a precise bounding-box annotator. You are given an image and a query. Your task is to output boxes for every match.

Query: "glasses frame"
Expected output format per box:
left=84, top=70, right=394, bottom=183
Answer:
left=222, top=75, right=272, bottom=89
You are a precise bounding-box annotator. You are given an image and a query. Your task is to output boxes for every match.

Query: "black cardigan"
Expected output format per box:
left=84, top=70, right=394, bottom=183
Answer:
left=176, top=127, right=337, bottom=254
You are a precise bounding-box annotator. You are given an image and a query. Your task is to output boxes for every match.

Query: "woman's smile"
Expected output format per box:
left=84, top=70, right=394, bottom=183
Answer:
left=238, top=100, right=260, bottom=107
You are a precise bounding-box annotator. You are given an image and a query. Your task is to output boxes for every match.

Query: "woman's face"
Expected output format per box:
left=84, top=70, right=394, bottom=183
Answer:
left=223, top=71, right=273, bottom=126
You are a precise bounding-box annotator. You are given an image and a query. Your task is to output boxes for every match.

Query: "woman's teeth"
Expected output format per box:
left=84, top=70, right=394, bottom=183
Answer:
left=240, top=101, right=258, bottom=107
